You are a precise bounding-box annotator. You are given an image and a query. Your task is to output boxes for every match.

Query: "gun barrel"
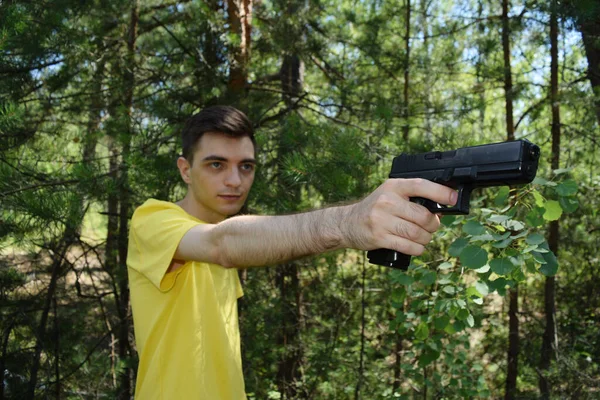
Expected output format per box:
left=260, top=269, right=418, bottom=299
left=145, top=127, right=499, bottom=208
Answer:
left=389, top=139, right=539, bottom=188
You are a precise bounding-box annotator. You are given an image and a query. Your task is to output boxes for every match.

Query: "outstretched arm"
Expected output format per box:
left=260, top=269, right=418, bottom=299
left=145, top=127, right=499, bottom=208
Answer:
left=175, top=178, right=458, bottom=268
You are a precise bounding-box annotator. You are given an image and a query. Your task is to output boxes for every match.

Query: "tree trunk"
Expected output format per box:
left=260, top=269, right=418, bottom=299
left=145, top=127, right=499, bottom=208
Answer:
left=579, top=11, right=600, bottom=125
left=116, top=2, right=138, bottom=399
left=354, top=256, right=367, bottom=400
left=276, top=46, right=306, bottom=399
left=402, top=0, right=411, bottom=141
left=227, top=0, right=253, bottom=95
left=505, top=286, right=519, bottom=400
left=0, top=320, right=15, bottom=400
left=53, top=296, right=60, bottom=398
left=476, top=0, right=486, bottom=131
left=421, top=0, right=432, bottom=142
left=392, top=310, right=404, bottom=393
left=502, top=0, right=515, bottom=141
left=502, top=1, right=518, bottom=398
left=26, top=242, right=69, bottom=399
left=539, top=2, right=560, bottom=396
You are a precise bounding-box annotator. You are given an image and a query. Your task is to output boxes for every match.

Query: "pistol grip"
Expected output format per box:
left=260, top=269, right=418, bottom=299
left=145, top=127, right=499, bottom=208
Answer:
left=367, top=188, right=472, bottom=269
left=366, top=249, right=412, bottom=270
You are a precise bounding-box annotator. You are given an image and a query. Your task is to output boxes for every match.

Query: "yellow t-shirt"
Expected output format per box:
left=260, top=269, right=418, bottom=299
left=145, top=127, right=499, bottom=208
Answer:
left=127, top=199, right=246, bottom=399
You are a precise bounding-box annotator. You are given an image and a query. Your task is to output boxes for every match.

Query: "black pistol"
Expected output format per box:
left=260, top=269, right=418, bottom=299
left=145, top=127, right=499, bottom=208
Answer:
left=367, top=139, right=540, bottom=270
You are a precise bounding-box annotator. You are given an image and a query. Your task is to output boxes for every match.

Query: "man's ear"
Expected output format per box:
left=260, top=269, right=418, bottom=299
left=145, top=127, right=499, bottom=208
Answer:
left=177, top=156, right=192, bottom=184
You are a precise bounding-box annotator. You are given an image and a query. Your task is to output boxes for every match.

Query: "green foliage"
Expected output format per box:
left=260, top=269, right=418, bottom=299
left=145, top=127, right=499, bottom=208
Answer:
left=1, top=0, right=599, bottom=398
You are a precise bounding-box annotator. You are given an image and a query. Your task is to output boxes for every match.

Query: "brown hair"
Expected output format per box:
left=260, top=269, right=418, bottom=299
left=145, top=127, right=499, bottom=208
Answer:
left=181, top=105, right=255, bottom=165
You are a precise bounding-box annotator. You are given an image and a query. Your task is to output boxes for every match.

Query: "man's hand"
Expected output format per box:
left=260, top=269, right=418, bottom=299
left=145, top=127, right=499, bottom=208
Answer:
left=340, top=178, right=458, bottom=256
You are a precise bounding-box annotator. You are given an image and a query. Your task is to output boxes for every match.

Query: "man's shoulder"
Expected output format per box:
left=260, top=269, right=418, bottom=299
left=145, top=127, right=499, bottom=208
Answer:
left=133, top=199, right=184, bottom=219
left=130, top=199, right=195, bottom=229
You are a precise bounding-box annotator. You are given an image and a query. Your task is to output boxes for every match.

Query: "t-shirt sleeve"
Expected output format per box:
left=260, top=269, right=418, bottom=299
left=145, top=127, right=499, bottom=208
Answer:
left=128, top=202, right=201, bottom=291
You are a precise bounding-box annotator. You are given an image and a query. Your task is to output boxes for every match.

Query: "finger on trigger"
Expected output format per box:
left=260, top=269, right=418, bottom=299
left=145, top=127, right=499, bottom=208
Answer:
left=396, top=178, right=458, bottom=206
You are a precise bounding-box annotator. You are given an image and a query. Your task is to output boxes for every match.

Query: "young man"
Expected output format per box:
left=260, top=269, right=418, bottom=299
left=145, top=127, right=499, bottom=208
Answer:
left=127, top=105, right=457, bottom=399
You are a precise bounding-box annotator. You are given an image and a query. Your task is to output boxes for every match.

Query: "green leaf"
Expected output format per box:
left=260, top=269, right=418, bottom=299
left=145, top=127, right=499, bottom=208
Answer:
left=492, top=237, right=513, bottom=248
left=466, top=314, right=475, bottom=328
left=491, top=232, right=511, bottom=241
left=420, top=270, right=437, bottom=286
left=467, top=286, right=481, bottom=298
left=444, top=323, right=457, bottom=334
left=543, top=200, right=563, bottom=221
left=434, top=315, right=450, bottom=330
left=456, top=308, right=469, bottom=320
left=489, top=278, right=508, bottom=295
left=414, top=322, right=430, bottom=340
left=559, top=196, right=579, bottom=213
left=438, top=262, right=453, bottom=270
left=488, top=215, right=510, bottom=224
left=526, top=207, right=545, bottom=227
left=474, top=264, right=490, bottom=273
left=532, top=251, right=547, bottom=264
left=553, top=168, right=572, bottom=175
left=441, top=215, right=457, bottom=226
left=540, top=251, right=559, bottom=276
left=452, top=320, right=465, bottom=333
left=555, top=179, right=577, bottom=196
left=448, top=238, right=469, bottom=257
left=532, top=189, right=546, bottom=207
left=504, top=220, right=525, bottom=231
left=525, top=233, right=546, bottom=245
left=442, top=286, right=456, bottom=295
left=459, top=246, right=489, bottom=269
left=475, top=281, right=489, bottom=296
left=522, top=245, right=538, bottom=253
left=463, top=220, right=486, bottom=236
left=490, top=258, right=516, bottom=276
left=470, top=233, right=494, bottom=242
left=533, top=178, right=557, bottom=187
left=438, top=276, right=452, bottom=285
left=394, top=272, right=414, bottom=286
left=494, top=186, right=510, bottom=206
left=418, top=348, right=441, bottom=367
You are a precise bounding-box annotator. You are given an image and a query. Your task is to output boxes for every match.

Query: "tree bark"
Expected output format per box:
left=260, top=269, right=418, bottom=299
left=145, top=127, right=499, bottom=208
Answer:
left=26, top=242, right=69, bottom=399
left=539, top=2, right=560, bottom=396
left=502, top=1, right=518, bottom=398
left=402, top=0, right=411, bottom=141
left=576, top=3, right=600, bottom=125
left=0, top=319, right=15, bottom=400
left=392, top=309, right=404, bottom=393
left=505, top=286, right=519, bottom=400
left=275, top=26, right=307, bottom=396
left=354, top=256, right=367, bottom=400
left=502, top=0, right=515, bottom=141
left=227, top=0, right=253, bottom=95
left=116, top=2, right=138, bottom=399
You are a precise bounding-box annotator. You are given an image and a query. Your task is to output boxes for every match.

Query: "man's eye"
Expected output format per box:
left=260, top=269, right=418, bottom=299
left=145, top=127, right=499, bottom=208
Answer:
left=210, top=162, right=222, bottom=169
left=241, top=164, right=255, bottom=171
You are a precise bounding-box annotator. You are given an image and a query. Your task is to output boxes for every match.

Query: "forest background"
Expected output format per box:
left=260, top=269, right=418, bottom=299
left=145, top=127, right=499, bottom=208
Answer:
left=1, top=0, right=599, bottom=398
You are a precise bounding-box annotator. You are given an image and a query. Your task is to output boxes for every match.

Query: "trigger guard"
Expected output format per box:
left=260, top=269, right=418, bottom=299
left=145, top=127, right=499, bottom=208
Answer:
left=411, top=197, right=442, bottom=213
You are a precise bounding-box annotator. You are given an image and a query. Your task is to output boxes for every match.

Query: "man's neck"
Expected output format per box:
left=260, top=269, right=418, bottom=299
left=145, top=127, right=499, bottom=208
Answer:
left=176, top=195, right=225, bottom=224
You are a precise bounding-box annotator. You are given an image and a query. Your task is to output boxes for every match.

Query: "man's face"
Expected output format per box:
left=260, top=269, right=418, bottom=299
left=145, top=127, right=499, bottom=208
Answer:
left=179, top=132, right=256, bottom=223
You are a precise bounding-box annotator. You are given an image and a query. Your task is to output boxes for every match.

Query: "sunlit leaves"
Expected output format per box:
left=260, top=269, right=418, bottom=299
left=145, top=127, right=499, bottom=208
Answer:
left=543, top=200, right=563, bottom=221
left=414, top=322, right=430, bottom=341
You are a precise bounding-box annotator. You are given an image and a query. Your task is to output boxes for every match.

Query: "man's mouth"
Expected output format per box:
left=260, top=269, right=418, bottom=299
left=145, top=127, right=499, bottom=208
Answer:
left=218, top=194, right=242, bottom=200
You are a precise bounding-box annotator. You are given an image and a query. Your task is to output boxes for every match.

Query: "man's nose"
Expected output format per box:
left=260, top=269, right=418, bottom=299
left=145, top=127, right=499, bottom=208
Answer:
left=224, top=168, right=242, bottom=187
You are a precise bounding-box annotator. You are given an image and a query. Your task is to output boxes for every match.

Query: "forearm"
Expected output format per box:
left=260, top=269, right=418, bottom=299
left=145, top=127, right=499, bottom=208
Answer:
left=208, top=205, right=351, bottom=268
